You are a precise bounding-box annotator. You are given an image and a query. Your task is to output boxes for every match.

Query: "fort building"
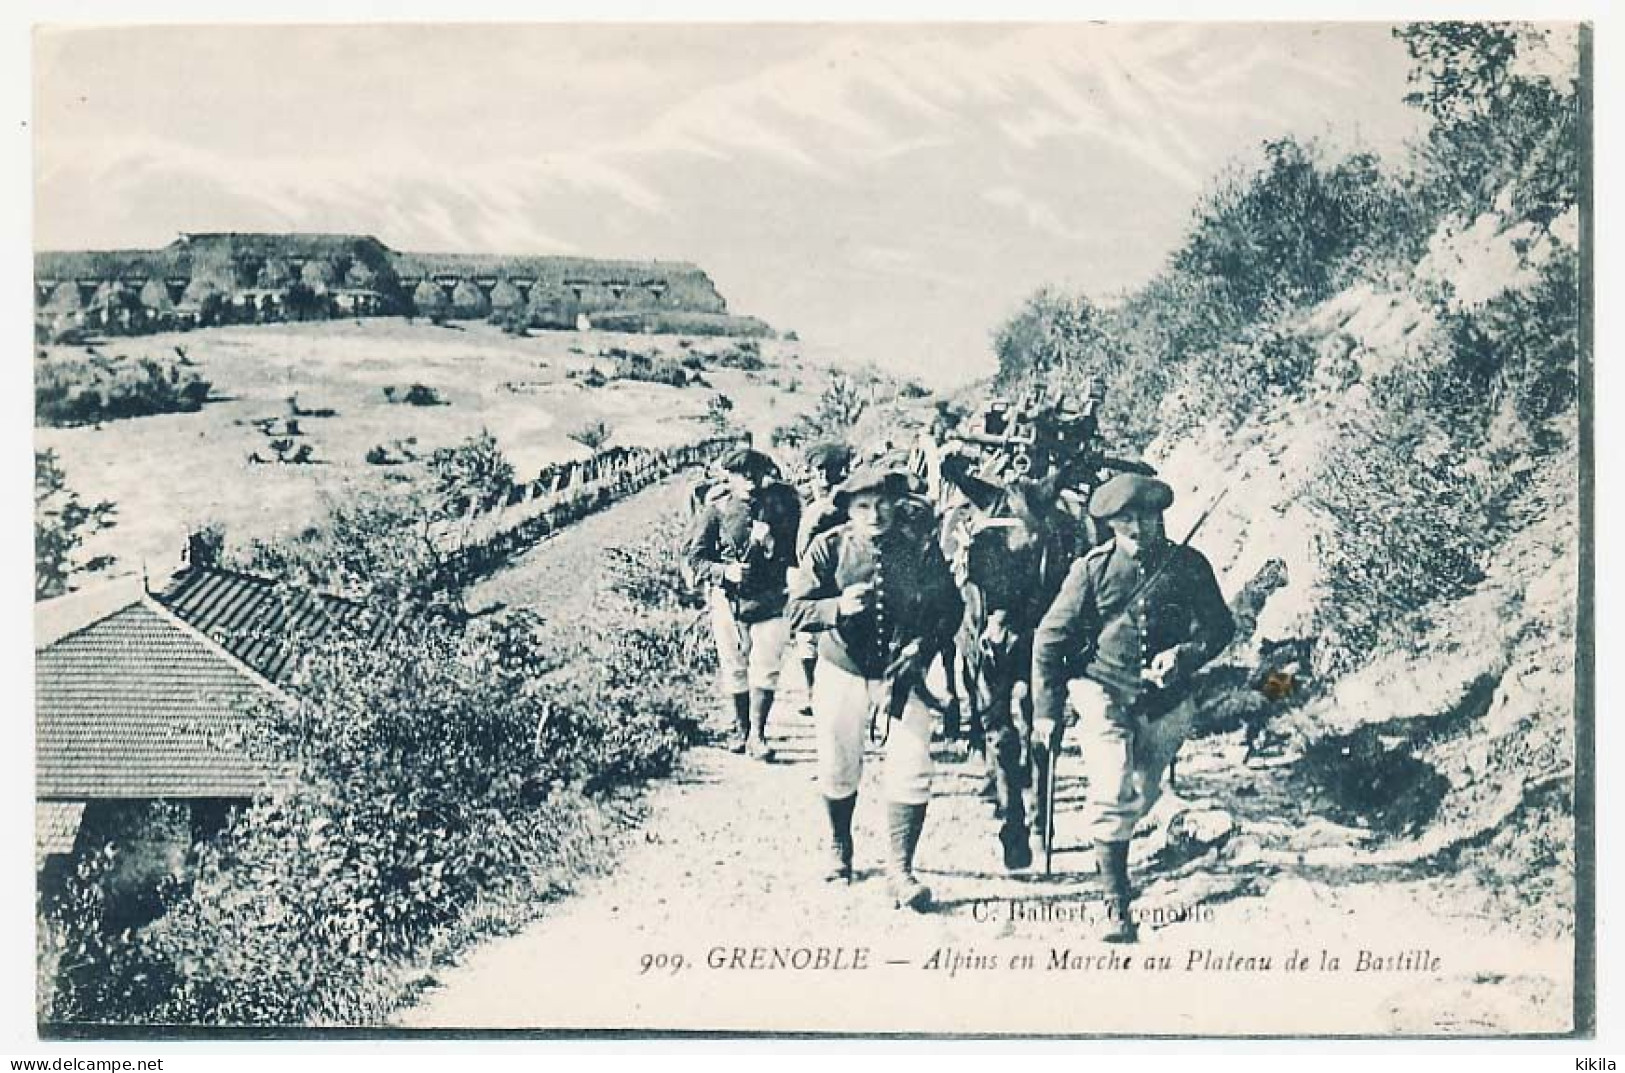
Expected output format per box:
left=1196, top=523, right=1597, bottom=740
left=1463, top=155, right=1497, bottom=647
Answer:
left=34, top=232, right=771, bottom=339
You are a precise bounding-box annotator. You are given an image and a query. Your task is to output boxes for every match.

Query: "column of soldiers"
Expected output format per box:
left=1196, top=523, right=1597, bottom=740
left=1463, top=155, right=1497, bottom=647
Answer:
left=685, top=392, right=1233, bottom=940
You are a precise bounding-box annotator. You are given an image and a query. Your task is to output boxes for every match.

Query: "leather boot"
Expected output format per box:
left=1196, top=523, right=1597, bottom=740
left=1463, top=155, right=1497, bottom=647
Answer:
left=799, top=659, right=818, bottom=717
left=886, top=802, right=932, bottom=912
left=1099, top=840, right=1138, bottom=944
left=823, top=794, right=856, bottom=883
left=728, top=691, right=750, bottom=754
left=748, top=689, right=776, bottom=761
left=992, top=727, right=1031, bottom=870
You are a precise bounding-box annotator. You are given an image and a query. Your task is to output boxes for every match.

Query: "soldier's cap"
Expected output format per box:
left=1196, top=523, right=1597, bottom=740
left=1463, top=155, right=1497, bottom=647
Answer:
left=834, top=463, right=911, bottom=508
left=720, top=447, right=778, bottom=479
left=804, top=441, right=853, bottom=475
left=1089, top=472, right=1174, bottom=520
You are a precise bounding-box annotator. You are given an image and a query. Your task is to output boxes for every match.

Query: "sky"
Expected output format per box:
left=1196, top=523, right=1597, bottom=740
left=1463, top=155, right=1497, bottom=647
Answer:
left=32, top=23, right=1427, bottom=385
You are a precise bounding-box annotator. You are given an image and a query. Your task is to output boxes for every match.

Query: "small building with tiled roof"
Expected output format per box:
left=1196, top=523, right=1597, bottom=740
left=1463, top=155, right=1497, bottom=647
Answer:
left=34, top=574, right=284, bottom=873
left=154, top=554, right=390, bottom=685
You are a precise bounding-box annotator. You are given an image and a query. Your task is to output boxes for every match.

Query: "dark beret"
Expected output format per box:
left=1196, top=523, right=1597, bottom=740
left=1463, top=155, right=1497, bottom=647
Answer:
left=834, top=463, right=911, bottom=508
left=804, top=442, right=853, bottom=474
left=1089, top=473, right=1174, bottom=520
left=721, top=447, right=777, bottom=478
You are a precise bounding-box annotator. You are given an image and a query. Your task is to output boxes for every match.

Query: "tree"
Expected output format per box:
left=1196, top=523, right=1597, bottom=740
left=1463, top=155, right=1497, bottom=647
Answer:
left=992, top=288, right=1117, bottom=388
left=36, top=450, right=116, bottom=600
left=1395, top=23, right=1579, bottom=223
left=1174, top=139, right=1412, bottom=324
left=283, top=282, right=329, bottom=322
left=427, top=430, right=515, bottom=520
left=702, top=394, right=735, bottom=436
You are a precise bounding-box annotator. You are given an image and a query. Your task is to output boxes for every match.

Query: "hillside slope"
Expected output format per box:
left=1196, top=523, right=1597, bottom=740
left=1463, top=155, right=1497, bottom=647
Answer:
left=1146, top=194, right=1581, bottom=939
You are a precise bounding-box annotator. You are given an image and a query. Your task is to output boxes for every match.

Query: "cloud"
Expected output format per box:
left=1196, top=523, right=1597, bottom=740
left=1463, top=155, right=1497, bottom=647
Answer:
left=34, top=23, right=1426, bottom=384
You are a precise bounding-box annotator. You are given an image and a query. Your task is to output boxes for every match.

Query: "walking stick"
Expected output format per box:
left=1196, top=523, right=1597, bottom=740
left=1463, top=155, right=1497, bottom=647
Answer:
left=1042, top=735, right=1059, bottom=876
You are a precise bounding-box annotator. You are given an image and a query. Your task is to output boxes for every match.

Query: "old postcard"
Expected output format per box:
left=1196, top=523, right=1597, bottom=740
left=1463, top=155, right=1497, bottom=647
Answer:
left=28, top=19, right=1591, bottom=1039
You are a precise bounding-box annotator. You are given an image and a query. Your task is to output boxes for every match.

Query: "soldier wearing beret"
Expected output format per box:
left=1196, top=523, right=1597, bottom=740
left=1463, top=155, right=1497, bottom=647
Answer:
left=1031, top=472, right=1234, bottom=942
left=790, top=442, right=854, bottom=716
left=788, top=463, right=963, bottom=910
left=686, top=447, right=802, bottom=760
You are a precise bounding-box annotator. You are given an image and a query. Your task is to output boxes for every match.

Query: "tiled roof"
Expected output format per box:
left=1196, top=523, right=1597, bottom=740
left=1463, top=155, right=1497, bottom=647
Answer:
left=156, top=566, right=388, bottom=684
left=36, top=801, right=85, bottom=866
left=36, top=598, right=276, bottom=800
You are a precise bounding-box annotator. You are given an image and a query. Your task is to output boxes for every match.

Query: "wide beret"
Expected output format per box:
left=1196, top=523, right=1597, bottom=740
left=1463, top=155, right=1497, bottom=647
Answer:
left=1089, top=472, right=1174, bottom=520
left=834, top=463, right=911, bottom=508
left=721, top=447, right=778, bottom=478
left=804, top=442, right=853, bottom=474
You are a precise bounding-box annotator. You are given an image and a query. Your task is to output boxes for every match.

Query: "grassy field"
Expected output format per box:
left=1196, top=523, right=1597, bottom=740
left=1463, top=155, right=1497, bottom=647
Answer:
left=35, top=318, right=837, bottom=577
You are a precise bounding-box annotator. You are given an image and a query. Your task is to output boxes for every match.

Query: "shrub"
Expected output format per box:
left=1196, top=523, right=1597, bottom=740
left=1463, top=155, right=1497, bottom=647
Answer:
left=1396, top=23, right=1579, bottom=226
left=771, top=374, right=866, bottom=449
left=35, top=351, right=213, bottom=427
left=402, top=383, right=445, bottom=407
left=427, top=430, right=515, bottom=520
left=703, top=394, right=735, bottom=435
left=590, top=348, right=692, bottom=388
left=1306, top=414, right=1497, bottom=674
left=710, top=340, right=765, bottom=371
left=1173, top=139, right=1415, bottom=325
left=35, top=450, right=117, bottom=599
left=568, top=420, right=614, bottom=451
left=1160, top=318, right=1321, bottom=436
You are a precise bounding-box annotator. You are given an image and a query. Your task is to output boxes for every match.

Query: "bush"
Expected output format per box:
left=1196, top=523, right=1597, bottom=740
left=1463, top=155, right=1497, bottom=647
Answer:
left=568, top=420, right=614, bottom=451
left=1396, top=23, right=1579, bottom=226
left=771, top=375, right=866, bottom=449
left=1160, top=318, right=1321, bottom=436
left=427, top=430, right=515, bottom=520
left=35, top=350, right=213, bottom=427
left=36, top=450, right=117, bottom=600
left=990, top=138, right=1415, bottom=450
left=402, top=383, right=445, bottom=407
left=709, top=340, right=765, bottom=371
left=703, top=394, right=735, bottom=435
left=591, top=348, right=692, bottom=388
left=1306, top=416, right=1497, bottom=674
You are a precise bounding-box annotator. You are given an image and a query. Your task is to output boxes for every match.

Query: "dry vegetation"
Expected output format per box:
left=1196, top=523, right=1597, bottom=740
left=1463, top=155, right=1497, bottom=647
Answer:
left=33, top=319, right=836, bottom=574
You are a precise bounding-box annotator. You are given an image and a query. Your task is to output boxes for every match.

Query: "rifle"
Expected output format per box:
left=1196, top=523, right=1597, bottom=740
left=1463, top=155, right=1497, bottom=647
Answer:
left=1040, top=485, right=1230, bottom=877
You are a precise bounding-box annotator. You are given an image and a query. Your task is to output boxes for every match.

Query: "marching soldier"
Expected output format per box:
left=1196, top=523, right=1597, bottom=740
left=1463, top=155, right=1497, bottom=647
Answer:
left=791, top=442, right=854, bottom=716
left=686, top=447, right=802, bottom=760
left=1031, top=473, right=1234, bottom=942
left=788, top=463, right=963, bottom=910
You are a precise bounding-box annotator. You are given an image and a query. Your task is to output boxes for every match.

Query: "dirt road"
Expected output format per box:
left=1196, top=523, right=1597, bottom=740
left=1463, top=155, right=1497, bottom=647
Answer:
left=398, top=673, right=1572, bottom=1035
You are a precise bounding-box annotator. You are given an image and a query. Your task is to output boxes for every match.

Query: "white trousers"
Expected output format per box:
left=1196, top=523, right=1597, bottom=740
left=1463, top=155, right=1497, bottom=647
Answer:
left=814, top=660, right=934, bottom=805
left=1068, top=678, right=1195, bottom=844
left=708, top=589, right=790, bottom=694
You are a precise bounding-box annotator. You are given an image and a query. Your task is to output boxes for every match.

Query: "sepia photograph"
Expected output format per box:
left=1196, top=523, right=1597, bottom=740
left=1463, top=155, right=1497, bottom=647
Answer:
left=26, top=17, right=1592, bottom=1039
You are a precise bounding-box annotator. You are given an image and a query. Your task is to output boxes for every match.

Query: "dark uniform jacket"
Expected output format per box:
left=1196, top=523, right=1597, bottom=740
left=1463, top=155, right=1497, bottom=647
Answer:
left=788, top=523, right=963, bottom=680
left=1032, top=537, right=1234, bottom=723
left=796, top=492, right=845, bottom=559
left=685, top=482, right=802, bottom=623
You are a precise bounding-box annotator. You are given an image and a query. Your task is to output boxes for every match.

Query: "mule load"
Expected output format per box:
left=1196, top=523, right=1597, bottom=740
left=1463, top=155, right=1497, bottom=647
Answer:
left=927, top=382, right=1165, bottom=874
